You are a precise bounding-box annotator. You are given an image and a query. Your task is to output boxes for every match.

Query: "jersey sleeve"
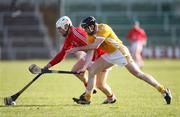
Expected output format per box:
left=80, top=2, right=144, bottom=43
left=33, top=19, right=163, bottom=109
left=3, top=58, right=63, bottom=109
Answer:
left=49, top=39, right=72, bottom=67
left=140, top=29, right=147, bottom=40
left=96, top=24, right=110, bottom=39
left=127, top=29, right=133, bottom=39
left=87, top=24, right=110, bottom=44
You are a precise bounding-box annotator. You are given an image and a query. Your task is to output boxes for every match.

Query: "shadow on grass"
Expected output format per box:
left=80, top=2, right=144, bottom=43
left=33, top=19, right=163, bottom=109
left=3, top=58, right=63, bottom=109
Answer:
left=0, top=103, right=90, bottom=108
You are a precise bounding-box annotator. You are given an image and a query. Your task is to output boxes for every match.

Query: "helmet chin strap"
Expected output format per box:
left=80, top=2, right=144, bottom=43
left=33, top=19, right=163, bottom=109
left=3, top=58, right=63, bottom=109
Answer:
left=89, top=26, right=94, bottom=32
left=62, top=24, right=70, bottom=37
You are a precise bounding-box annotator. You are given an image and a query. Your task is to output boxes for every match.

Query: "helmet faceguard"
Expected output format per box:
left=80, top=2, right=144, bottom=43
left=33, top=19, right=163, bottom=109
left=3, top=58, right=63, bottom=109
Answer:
left=62, top=24, right=70, bottom=37
left=81, top=16, right=96, bottom=35
left=56, top=16, right=72, bottom=37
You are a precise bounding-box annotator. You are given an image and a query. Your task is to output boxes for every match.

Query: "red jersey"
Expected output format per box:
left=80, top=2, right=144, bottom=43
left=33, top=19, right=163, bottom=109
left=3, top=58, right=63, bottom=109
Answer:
left=49, top=26, right=105, bottom=66
left=127, top=27, right=147, bottom=42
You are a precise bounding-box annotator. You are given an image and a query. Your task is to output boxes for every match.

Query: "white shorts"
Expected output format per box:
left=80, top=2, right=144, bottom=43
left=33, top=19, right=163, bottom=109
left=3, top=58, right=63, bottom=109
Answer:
left=101, top=50, right=129, bottom=66
left=130, top=41, right=144, bottom=54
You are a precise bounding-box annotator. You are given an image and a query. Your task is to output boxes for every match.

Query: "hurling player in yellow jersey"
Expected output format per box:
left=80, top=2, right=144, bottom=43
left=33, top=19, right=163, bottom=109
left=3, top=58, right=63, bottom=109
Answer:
left=68, top=16, right=172, bottom=105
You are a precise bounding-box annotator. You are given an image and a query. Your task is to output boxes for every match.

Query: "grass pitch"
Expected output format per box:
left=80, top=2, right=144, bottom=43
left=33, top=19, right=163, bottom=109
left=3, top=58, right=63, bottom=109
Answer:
left=0, top=59, right=180, bottom=117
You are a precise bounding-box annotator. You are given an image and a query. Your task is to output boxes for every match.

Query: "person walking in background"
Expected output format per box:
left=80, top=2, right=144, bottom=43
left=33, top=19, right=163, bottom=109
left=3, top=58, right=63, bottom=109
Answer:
left=126, top=21, right=147, bottom=68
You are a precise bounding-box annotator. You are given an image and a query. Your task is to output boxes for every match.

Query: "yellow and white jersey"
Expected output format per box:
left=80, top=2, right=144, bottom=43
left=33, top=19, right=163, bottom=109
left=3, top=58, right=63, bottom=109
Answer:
left=87, top=23, right=124, bottom=53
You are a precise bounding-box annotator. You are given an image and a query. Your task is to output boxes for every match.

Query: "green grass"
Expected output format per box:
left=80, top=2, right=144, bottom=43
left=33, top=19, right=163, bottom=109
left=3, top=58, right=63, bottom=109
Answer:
left=0, top=59, right=180, bottom=117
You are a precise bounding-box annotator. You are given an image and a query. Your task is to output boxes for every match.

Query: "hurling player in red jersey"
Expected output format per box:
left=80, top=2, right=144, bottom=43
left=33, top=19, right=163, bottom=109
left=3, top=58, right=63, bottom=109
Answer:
left=42, top=16, right=115, bottom=103
left=127, top=21, right=147, bottom=68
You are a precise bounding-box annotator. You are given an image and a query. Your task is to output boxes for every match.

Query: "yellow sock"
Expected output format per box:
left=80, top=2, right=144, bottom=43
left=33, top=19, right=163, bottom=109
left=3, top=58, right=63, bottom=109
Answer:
left=156, top=85, right=165, bottom=93
left=84, top=93, right=92, bottom=101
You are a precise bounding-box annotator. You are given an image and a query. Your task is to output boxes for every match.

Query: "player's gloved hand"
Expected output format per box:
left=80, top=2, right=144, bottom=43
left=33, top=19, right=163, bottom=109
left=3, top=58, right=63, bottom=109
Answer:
left=43, top=66, right=49, bottom=70
left=77, top=68, right=86, bottom=75
left=41, top=66, right=48, bottom=73
left=43, top=64, right=51, bottom=70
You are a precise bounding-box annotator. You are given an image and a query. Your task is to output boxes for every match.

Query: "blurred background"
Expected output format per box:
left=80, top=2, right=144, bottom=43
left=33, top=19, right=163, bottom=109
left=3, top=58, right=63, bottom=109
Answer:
left=0, top=0, right=180, bottom=60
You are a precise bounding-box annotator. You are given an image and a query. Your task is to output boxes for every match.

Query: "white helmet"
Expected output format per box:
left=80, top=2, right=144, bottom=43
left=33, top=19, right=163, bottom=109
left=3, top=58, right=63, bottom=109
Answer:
left=56, top=16, right=72, bottom=31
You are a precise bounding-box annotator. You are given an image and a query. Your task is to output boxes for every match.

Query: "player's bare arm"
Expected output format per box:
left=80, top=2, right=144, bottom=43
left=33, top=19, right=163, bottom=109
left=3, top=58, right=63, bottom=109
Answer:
left=67, top=37, right=105, bottom=54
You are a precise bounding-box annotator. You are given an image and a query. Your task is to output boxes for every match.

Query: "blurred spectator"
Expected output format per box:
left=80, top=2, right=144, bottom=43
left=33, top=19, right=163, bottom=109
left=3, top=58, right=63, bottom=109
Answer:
left=126, top=21, right=147, bottom=68
left=10, top=0, right=22, bottom=17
